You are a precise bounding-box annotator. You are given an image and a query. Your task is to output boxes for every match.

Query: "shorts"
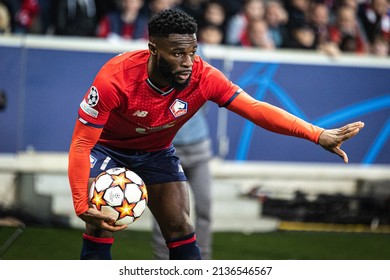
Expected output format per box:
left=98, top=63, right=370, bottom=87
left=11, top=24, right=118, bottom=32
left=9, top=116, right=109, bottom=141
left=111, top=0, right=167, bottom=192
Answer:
left=89, top=144, right=187, bottom=185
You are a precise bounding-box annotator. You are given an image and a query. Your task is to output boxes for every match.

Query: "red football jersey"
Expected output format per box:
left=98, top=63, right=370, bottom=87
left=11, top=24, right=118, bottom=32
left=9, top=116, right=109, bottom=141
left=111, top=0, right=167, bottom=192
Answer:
left=78, top=50, right=241, bottom=151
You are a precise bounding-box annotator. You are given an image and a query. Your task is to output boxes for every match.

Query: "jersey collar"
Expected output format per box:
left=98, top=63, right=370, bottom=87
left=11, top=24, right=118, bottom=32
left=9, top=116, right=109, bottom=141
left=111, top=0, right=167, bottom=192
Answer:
left=146, top=78, right=174, bottom=96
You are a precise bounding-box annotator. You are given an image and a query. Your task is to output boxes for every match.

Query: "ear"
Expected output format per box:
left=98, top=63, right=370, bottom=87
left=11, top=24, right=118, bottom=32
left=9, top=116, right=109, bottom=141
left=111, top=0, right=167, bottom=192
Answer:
left=148, top=42, right=157, bottom=55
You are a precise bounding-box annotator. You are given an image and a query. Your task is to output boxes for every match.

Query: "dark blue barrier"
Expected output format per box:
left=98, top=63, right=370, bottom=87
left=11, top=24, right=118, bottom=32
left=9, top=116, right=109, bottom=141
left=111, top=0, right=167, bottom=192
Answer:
left=0, top=37, right=389, bottom=164
left=0, top=45, right=23, bottom=152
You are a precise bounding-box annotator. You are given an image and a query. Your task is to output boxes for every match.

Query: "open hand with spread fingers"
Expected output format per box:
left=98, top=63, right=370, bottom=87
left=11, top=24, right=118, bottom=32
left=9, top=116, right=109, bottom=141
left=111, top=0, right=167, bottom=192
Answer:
left=318, top=121, right=365, bottom=163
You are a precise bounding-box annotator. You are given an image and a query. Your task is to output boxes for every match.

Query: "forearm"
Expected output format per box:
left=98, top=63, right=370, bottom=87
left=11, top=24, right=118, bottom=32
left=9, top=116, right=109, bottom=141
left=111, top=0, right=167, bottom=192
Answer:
left=68, top=120, right=102, bottom=215
left=227, top=91, right=324, bottom=143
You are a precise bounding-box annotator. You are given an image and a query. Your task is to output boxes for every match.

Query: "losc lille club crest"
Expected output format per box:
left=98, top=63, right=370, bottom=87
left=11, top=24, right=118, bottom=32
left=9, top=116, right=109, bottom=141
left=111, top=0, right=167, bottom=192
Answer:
left=169, top=99, right=188, bottom=118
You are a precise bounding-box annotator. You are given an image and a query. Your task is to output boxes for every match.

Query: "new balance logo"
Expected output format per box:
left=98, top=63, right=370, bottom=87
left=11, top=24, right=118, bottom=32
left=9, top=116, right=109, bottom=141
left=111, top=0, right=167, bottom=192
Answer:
left=132, top=110, right=148, bottom=117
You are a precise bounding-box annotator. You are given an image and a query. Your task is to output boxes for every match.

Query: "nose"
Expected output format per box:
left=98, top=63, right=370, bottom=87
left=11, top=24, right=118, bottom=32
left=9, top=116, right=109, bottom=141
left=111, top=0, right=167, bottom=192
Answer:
left=182, top=55, right=194, bottom=67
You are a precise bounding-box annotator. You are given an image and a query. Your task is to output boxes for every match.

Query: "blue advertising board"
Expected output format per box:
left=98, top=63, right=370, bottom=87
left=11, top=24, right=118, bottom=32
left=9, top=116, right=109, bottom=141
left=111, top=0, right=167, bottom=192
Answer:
left=0, top=37, right=389, bottom=164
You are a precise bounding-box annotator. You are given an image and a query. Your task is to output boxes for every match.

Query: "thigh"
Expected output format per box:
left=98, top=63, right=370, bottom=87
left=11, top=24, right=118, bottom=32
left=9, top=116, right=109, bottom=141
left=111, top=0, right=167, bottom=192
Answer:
left=147, top=181, right=193, bottom=241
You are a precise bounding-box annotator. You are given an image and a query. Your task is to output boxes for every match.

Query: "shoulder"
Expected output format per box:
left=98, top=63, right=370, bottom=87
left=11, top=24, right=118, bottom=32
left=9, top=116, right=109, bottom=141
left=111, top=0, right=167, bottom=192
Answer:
left=191, top=55, right=240, bottom=105
left=193, top=55, right=215, bottom=74
left=92, top=50, right=148, bottom=98
left=103, top=50, right=149, bottom=71
left=193, top=56, right=227, bottom=82
left=97, top=50, right=149, bottom=82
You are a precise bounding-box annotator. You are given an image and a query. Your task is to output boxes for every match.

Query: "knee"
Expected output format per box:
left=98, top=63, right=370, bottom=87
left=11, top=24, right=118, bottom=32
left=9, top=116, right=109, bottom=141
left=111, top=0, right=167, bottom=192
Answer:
left=162, top=219, right=194, bottom=240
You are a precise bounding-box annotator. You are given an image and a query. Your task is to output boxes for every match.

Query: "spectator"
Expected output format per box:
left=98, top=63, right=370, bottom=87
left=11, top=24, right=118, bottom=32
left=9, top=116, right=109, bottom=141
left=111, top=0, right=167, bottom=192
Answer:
left=284, top=0, right=311, bottom=31
left=143, top=0, right=176, bottom=18
left=240, top=18, right=275, bottom=49
left=358, top=0, right=390, bottom=48
left=264, top=0, right=288, bottom=47
left=34, top=0, right=116, bottom=35
left=14, top=0, right=40, bottom=34
left=202, top=0, right=226, bottom=26
left=52, top=0, right=101, bottom=37
left=0, top=1, right=13, bottom=31
left=281, top=0, right=316, bottom=50
left=328, top=5, right=369, bottom=53
left=96, top=0, right=148, bottom=40
left=226, top=0, right=266, bottom=45
left=334, top=0, right=360, bottom=13
left=222, top=0, right=242, bottom=19
left=306, top=1, right=341, bottom=55
left=33, top=0, right=53, bottom=34
left=201, top=1, right=226, bottom=23
left=0, top=2, right=11, bottom=34
left=198, top=22, right=224, bottom=44
left=177, top=0, right=206, bottom=23
left=282, top=21, right=317, bottom=49
left=308, top=2, right=331, bottom=47
left=199, top=0, right=227, bottom=42
left=370, top=34, right=389, bottom=55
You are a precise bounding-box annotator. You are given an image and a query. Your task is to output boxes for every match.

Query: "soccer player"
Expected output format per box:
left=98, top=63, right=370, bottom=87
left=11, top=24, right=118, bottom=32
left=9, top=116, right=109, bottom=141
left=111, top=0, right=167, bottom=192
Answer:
left=68, top=8, right=364, bottom=260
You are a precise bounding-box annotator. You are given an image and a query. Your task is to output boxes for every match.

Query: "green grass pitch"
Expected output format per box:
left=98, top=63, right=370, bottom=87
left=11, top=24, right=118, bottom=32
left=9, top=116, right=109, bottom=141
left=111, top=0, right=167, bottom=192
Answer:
left=1, top=226, right=390, bottom=260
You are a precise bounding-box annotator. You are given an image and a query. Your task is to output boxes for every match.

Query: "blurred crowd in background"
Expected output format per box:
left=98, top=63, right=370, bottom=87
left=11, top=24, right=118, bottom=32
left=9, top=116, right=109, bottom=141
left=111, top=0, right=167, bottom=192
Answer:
left=0, top=0, right=389, bottom=56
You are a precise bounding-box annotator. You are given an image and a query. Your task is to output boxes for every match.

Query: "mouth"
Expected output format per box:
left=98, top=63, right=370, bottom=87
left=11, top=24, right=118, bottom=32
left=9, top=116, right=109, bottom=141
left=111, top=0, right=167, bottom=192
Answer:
left=176, top=71, right=192, bottom=81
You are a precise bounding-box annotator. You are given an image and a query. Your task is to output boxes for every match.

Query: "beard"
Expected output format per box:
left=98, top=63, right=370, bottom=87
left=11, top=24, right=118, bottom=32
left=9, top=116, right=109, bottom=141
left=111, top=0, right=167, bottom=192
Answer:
left=157, top=56, right=191, bottom=91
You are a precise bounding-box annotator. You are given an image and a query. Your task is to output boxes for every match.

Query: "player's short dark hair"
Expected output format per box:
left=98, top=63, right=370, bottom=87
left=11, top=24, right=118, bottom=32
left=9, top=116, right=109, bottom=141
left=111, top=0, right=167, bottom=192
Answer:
left=148, top=8, right=198, bottom=38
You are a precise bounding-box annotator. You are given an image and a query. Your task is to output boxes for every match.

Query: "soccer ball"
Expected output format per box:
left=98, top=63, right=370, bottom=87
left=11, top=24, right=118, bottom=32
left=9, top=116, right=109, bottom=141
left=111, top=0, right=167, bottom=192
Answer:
left=89, top=167, right=148, bottom=225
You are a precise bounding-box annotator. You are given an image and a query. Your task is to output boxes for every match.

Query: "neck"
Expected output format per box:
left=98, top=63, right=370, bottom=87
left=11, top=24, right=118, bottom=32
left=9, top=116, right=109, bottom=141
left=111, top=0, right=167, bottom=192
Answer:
left=147, top=56, right=169, bottom=88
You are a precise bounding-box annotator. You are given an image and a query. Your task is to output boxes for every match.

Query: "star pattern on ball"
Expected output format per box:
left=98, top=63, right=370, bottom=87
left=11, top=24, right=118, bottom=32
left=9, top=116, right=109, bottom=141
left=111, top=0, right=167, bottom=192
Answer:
left=139, top=184, right=148, bottom=201
left=89, top=168, right=148, bottom=225
left=91, top=189, right=107, bottom=211
left=111, top=172, right=132, bottom=190
left=115, top=200, right=137, bottom=219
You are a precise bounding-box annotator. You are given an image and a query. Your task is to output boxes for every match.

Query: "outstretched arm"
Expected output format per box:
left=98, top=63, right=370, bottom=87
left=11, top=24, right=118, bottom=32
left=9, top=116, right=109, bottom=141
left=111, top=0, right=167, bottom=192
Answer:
left=227, top=91, right=364, bottom=162
left=227, top=91, right=324, bottom=142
